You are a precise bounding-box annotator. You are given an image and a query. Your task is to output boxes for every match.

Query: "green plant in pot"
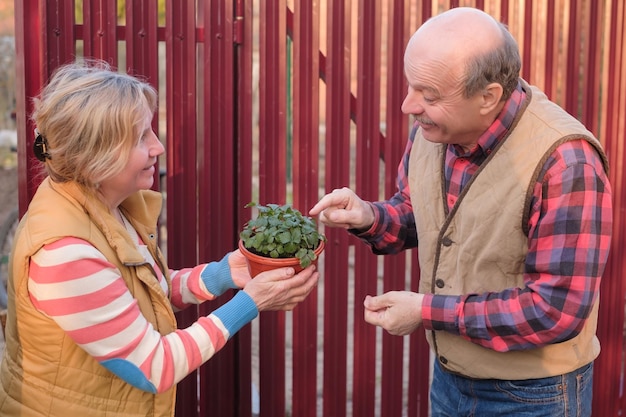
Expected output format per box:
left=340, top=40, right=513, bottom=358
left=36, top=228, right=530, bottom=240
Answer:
left=238, top=202, right=326, bottom=277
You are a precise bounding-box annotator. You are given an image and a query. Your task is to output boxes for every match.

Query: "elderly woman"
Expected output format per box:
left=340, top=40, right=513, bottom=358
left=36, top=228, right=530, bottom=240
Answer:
left=0, top=61, right=319, bottom=417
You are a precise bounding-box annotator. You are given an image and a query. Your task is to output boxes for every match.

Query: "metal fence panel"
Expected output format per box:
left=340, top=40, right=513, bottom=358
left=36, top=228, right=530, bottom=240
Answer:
left=13, top=1, right=626, bottom=416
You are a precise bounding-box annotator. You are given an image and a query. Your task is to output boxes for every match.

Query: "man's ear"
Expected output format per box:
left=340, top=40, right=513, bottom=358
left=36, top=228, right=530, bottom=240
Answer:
left=479, top=82, right=504, bottom=115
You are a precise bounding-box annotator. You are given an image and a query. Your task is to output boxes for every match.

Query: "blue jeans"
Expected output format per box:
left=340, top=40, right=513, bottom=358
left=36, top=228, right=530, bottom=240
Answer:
left=430, top=360, right=593, bottom=417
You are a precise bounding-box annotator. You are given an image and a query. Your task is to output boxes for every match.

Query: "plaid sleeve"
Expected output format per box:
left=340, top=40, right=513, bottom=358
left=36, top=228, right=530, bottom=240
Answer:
left=351, top=123, right=419, bottom=254
left=422, top=139, right=612, bottom=352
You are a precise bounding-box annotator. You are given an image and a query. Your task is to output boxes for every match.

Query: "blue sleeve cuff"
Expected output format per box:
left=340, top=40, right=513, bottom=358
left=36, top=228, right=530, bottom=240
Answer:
left=212, top=291, right=259, bottom=338
left=101, top=359, right=157, bottom=393
left=201, top=253, right=237, bottom=296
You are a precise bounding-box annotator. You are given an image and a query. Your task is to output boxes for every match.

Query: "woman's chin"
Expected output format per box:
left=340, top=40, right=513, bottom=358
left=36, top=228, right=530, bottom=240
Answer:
left=138, top=177, right=155, bottom=191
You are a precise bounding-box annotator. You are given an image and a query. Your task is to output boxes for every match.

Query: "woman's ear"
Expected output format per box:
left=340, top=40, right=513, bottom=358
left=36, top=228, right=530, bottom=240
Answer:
left=479, top=82, right=504, bottom=115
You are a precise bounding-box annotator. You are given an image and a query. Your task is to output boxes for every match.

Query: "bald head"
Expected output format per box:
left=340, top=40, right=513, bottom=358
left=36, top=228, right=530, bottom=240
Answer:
left=414, top=7, right=504, bottom=53
left=405, top=7, right=521, bottom=100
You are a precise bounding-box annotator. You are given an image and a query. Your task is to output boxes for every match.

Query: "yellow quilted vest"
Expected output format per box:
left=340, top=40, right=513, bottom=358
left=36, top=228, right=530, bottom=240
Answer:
left=0, top=178, right=177, bottom=416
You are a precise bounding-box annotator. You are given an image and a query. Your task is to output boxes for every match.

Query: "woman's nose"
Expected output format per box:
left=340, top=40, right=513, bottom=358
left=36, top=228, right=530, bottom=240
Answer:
left=150, top=132, right=165, bottom=156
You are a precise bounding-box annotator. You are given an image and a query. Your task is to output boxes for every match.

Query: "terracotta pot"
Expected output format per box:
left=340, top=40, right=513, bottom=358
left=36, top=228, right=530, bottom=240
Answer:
left=238, top=239, right=325, bottom=277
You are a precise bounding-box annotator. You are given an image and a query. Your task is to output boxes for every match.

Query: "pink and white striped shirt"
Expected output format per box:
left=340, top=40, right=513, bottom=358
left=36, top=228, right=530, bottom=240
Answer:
left=28, top=226, right=257, bottom=394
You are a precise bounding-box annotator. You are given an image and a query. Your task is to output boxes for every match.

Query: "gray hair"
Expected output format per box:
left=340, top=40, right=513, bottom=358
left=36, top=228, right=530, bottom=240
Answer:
left=463, top=23, right=521, bottom=100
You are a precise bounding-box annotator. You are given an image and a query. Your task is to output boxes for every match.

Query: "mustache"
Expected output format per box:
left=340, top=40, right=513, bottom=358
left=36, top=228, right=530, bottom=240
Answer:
left=413, top=116, right=435, bottom=126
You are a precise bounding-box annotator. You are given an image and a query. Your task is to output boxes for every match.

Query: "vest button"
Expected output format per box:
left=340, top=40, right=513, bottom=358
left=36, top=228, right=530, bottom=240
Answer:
left=439, top=356, right=448, bottom=364
left=435, top=279, right=445, bottom=288
left=441, top=236, right=453, bottom=246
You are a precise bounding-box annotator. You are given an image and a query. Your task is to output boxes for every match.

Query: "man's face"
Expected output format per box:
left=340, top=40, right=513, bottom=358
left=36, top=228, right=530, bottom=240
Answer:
left=401, top=43, right=488, bottom=152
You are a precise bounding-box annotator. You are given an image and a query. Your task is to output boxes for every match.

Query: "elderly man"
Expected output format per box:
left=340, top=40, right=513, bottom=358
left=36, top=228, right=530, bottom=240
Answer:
left=310, top=7, right=612, bottom=416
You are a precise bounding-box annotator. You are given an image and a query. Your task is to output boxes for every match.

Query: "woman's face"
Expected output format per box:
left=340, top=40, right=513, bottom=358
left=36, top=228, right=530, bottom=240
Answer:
left=98, top=112, right=164, bottom=207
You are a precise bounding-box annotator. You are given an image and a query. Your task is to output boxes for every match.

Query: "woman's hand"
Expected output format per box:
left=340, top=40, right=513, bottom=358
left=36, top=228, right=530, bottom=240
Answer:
left=243, top=265, right=319, bottom=311
left=228, top=249, right=252, bottom=289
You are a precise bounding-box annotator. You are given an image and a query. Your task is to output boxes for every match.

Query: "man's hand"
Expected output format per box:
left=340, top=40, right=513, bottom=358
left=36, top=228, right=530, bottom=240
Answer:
left=309, top=187, right=375, bottom=230
left=363, top=291, right=424, bottom=336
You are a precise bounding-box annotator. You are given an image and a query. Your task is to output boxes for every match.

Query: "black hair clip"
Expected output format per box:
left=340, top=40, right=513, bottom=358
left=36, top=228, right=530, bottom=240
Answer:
left=33, top=129, right=51, bottom=162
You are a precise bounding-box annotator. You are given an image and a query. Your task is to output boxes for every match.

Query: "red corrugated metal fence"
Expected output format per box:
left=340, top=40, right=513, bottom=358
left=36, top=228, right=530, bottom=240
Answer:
left=13, top=1, right=626, bottom=416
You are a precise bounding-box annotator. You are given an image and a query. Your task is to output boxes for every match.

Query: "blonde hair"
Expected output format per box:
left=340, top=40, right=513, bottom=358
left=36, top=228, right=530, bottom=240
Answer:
left=31, top=60, right=158, bottom=189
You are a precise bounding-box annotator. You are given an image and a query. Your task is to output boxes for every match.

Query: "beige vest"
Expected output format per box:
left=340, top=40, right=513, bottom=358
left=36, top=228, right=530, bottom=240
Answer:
left=0, top=178, right=177, bottom=416
left=409, top=82, right=609, bottom=379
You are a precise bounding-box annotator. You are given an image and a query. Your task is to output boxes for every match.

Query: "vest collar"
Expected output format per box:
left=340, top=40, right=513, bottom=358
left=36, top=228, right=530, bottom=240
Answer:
left=47, top=179, right=160, bottom=265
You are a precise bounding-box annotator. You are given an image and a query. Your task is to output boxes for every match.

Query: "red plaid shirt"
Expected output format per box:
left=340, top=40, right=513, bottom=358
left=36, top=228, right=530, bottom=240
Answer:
left=353, top=83, right=613, bottom=352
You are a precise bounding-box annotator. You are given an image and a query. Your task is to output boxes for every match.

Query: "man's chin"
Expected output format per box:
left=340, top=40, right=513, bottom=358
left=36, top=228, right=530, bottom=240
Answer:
left=421, top=133, right=443, bottom=144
